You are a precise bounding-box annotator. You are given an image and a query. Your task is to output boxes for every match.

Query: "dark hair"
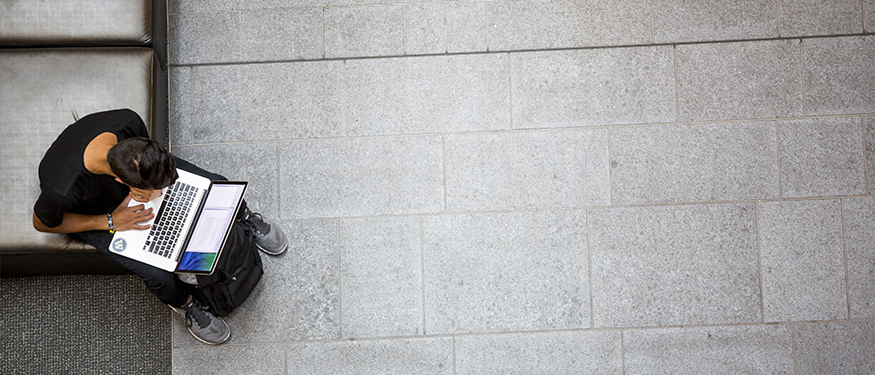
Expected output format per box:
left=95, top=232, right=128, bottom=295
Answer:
left=107, top=137, right=178, bottom=189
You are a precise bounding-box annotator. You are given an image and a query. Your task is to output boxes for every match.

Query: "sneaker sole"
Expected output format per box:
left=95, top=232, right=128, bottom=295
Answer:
left=255, top=240, right=288, bottom=255
left=187, top=326, right=231, bottom=346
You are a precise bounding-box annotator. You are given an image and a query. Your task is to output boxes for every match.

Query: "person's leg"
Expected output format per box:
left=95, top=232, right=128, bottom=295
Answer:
left=174, top=156, right=286, bottom=254
left=79, top=230, right=190, bottom=307
left=79, top=229, right=231, bottom=345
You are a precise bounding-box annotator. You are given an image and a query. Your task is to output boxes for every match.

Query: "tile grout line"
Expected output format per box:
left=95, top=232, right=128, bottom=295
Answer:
left=673, top=45, right=680, bottom=123
left=650, top=0, right=655, bottom=44
left=336, top=218, right=343, bottom=339
left=444, top=3, right=448, bottom=54
left=777, top=0, right=782, bottom=38
left=269, top=193, right=875, bottom=223
left=755, top=201, right=766, bottom=323
left=420, top=215, right=427, bottom=335
left=276, top=142, right=282, bottom=220
left=507, top=53, right=513, bottom=129
left=403, top=5, right=408, bottom=56
left=452, top=335, right=457, bottom=375
left=863, top=119, right=871, bottom=195
left=344, top=60, right=349, bottom=137
left=792, top=323, right=798, bottom=375
left=608, top=128, right=614, bottom=206
left=841, top=198, right=852, bottom=319
left=171, top=113, right=875, bottom=147
left=800, top=38, right=807, bottom=117
left=776, top=121, right=784, bottom=199
left=442, top=136, right=448, bottom=211
left=586, top=208, right=595, bottom=329
left=620, top=329, right=627, bottom=375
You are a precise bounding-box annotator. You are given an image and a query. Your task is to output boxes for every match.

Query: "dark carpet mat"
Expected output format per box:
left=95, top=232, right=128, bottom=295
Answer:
left=1, top=275, right=170, bottom=375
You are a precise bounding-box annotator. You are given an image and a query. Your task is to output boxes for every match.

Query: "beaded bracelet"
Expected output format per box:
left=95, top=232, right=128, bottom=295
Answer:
left=107, top=213, right=115, bottom=234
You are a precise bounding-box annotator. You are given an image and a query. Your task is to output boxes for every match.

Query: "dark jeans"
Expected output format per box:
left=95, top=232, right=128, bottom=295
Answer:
left=78, top=157, right=247, bottom=307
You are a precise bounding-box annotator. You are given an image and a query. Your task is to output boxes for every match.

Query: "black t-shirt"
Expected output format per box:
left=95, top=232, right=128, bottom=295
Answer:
left=34, top=109, right=149, bottom=228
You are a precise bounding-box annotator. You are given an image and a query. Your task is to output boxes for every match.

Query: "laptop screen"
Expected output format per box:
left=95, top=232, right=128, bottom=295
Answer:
left=176, top=182, right=247, bottom=273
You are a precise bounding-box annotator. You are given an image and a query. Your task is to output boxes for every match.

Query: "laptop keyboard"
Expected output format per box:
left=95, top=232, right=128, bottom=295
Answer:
left=144, top=182, right=201, bottom=258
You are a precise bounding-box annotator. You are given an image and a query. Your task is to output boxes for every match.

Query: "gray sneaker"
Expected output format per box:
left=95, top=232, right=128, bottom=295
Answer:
left=242, top=209, right=288, bottom=255
left=171, top=299, right=231, bottom=345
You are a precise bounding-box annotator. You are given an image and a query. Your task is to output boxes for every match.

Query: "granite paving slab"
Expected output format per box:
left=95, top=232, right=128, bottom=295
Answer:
left=589, top=203, right=762, bottom=328
left=346, top=54, right=510, bottom=136
left=758, top=199, right=848, bottom=322
left=339, top=216, right=423, bottom=338
left=610, top=121, right=780, bottom=205
left=795, top=321, right=875, bottom=374
left=444, top=129, right=610, bottom=212
left=487, top=0, right=652, bottom=51
left=510, top=46, right=676, bottom=129
left=278, top=136, right=444, bottom=219
left=843, top=197, right=875, bottom=319
left=804, top=36, right=875, bottom=116
left=286, top=337, right=454, bottom=374
left=454, top=330, right=623, bottom=374
left=676, top=39, right=804, bottom=122
left=780, top=0, right=863, bottom=37
left=422, top=210, right=590, bottom=334
left=624, top=325, right=794, bottom=374
left=778, top=117, right=866, bottom=198
left=652, top=0, right=778, bottom=43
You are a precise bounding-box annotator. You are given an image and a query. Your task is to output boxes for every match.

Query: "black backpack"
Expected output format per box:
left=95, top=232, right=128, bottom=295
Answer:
left=194, top=222, right=263, bottom=317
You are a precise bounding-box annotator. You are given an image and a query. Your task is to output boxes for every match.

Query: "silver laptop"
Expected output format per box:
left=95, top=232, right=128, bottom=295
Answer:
left=109, top=169, right=248, bottom=275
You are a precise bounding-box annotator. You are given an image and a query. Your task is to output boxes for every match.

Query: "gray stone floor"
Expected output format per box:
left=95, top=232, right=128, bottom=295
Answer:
left=167, top=1, right=875, bottom=374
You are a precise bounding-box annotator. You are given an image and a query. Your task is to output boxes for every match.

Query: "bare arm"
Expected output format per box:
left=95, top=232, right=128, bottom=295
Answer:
left=33, top=195, right=155, bottom=233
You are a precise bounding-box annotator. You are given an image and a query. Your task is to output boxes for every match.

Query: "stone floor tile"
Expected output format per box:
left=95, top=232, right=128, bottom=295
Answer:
left=778, top=117, right=866, bottom=198
left=589, top=203, right=761, bottom=328
left=339, top=217, right=423, bottom=338
left=168, top=66, right=192, bottom=146
left=653, top=0, right=778, bottom=43
left=190, top=61, right=345, bottom=143
left=455, top=331, right=623, bottom=375
left=611, top=122, right=780, bottom=205
left=171, top=143, right=279, bottom=219
left=199, top=0, right=359, bottom=11
left=172, top=343, right=285, bottom=375
left=172, top=220, right=340, bottom=345
left=278, top=136, right=444, bottom=219
left=677, top=40, right=804, bottom=122
left=324, top=6, right=404, bottom=58
left=867, top=117, right=875, bottom=194
left=758, top=199, right=848, bottom=322
left=423, top=210, right=589, bottom=334
left=804, top=36, right=875, bottom=116
left=405, top=3, right=446, bottom=55
left=624, top=325, right=794, bottom=375
left=780, top=0, right=863, bottom=37
left=511, top=46, right=676, bottom=129
left=795, top=321, right=875, bottom=374
left=168, top=0, right=197, bottom=13
left=346, top=54, right=510, bottom=136
left=444, top=129, right=610, bottom=212
left=844, top=197, right=875, bottom=319
left=241, top=9, right=323, bottom=62
left=169, top=12, right=240, bottom=65
left=287, top=337, right=454, bottom=374
left=447, top=2, right=487, bottom=53
left=488, top=0, right=651, bottom=51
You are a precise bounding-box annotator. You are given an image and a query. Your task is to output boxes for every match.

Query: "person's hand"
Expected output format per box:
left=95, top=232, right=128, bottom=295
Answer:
left=130, top=187, right=161, bottom=203
left=111, top=195, right=155, bottom=231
